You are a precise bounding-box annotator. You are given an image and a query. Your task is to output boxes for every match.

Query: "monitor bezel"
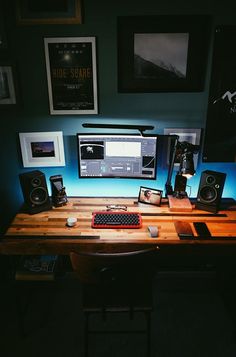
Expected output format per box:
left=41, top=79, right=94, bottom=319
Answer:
left=77, top=132, right=158, bottom=179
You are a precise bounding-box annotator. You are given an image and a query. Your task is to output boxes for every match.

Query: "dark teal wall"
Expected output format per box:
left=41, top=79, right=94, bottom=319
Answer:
left=1, top=0, right=236, bottom=233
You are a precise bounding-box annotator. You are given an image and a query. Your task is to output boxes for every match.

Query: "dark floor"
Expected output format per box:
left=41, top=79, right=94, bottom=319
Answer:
left=1, top=271, right=236, bottom=357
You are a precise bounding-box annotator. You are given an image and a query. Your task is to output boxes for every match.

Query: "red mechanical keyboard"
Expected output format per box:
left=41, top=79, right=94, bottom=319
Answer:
left=91, top=211, right=142, bottom=229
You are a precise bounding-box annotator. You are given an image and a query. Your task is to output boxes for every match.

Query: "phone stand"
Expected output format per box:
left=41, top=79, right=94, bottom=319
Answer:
left=50, top=175, right=68, bottom=207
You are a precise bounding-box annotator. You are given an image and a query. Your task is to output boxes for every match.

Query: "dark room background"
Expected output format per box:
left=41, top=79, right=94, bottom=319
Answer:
left=1, top=0, right=236, bottom=234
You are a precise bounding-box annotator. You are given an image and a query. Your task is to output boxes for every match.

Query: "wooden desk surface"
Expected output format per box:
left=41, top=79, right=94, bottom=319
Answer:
left=1, top=197, right=236, bottom=255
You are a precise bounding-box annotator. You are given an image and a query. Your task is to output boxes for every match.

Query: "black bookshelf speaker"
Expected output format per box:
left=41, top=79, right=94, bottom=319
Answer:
left=196, top=170, right=226, bottom=213
left=19, top=170, right=52, bottom=214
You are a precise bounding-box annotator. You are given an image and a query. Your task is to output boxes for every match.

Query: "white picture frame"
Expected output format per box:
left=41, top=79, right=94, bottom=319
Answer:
left=44, top=37, right=98, bottom=115
left=0, top=66, right=16, bottom=105
left=164, top=128, right=202, bottom=169
left=19, top=131, right=65, bottom=167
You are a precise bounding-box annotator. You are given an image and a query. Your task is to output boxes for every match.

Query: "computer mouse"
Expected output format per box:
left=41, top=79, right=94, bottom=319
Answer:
left=148, top=226, right=159, bottom=238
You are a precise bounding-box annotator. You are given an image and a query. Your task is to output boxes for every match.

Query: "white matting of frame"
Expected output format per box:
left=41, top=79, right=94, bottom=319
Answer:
left=19, top=131, right=65, bottom=167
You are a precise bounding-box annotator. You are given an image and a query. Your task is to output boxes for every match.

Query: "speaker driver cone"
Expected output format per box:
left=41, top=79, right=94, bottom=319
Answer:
left=205, top=175, right=216, bottom=185
left=199, top=186, right=217, bottom=203
left=30, top=187, right=48, bottom=205
left=31, top=177, right=41, bottom=187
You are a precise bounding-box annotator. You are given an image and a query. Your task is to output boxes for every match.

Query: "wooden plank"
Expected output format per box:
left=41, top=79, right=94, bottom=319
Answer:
left=168, top=195, right=193, bottom=212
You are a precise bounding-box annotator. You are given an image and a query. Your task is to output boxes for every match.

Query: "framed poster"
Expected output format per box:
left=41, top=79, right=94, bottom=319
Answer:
left=0, top=66, right=16, bottom=105
left=117, top=15, right=210, bottom=92
left=44, top=37, right=98, bottom=115
left=16, top=0, right=82, bottom=25
left=19, top=131, right=65, bottom=167
left=203, top=26, right=236, bottom=162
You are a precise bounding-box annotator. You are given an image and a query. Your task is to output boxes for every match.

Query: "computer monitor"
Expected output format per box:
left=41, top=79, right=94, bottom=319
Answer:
left=77, top=133, right=158, bottom=179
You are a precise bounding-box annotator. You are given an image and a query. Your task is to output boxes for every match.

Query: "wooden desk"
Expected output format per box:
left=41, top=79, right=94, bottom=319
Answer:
left=1, top=197, right=236, bottom=260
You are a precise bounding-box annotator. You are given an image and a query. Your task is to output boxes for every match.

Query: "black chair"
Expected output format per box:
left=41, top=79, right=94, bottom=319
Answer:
left=70, top=247, right=159, bottom=357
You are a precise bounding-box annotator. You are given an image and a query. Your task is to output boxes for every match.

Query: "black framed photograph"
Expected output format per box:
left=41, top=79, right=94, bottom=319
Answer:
left=117, top=15, right=210, bottom=92
left=0, top=65, right=16, bottom=105
left=138, top=186, right=163, bottom=206
left=16, top=0, right=82, bottom=25
left=44, top=37, right=98, bottom=115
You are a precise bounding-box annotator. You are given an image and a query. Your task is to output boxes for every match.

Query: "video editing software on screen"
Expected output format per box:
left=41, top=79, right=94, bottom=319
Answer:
left=77, top=134, right=157, bottom=179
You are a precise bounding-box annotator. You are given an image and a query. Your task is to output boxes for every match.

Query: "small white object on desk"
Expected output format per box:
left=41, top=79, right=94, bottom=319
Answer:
left=67, top=217, right=77, bottom=227
left=148, top=226, right=159, bottom=238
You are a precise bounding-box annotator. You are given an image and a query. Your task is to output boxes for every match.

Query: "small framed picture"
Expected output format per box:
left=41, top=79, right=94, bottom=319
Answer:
left=19, top=131, right=65, bottom=167
left=138, top=186, right=163, bottom=206
left=0, top=66, right=16, bottom=105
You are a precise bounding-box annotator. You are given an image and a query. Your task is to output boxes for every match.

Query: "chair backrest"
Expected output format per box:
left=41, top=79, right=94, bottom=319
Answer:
left=70, top=247, right=159, bottom=286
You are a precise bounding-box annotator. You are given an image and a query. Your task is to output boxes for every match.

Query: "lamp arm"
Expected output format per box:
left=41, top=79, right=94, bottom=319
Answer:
left=165, top=135, right=179, bottom=197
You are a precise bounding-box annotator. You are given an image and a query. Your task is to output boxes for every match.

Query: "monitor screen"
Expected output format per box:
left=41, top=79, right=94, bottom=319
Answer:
left=77, top=133, right=157, bottom=179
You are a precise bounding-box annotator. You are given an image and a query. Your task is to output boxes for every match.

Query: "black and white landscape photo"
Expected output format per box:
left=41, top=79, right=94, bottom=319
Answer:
left=134, top=33, right=189, bottom=80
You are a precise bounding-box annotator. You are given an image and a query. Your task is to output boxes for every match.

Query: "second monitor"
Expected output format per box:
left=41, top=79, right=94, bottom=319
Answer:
left=77, top=133, right=158, bottom=179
